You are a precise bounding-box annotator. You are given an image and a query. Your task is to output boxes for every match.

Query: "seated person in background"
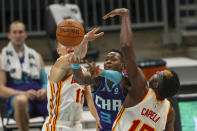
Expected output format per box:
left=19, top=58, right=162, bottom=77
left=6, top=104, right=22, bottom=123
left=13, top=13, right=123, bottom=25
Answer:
left=0, top=21, right=48, bottom=131
left=71, top=49, right=130, bottom=131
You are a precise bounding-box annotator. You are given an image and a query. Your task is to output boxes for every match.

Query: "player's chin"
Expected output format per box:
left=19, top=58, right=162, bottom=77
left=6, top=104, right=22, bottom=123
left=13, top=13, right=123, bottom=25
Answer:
left=104, top=67, right=113, bottom=70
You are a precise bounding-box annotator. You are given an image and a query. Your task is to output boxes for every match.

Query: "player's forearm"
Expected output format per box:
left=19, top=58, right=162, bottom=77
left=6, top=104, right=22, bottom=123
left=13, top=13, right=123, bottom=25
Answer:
left=85, top=87, right=99, bottom=119
left=120, top=11, right=134, bottom=50
left=120, top=9, right=138, bottom=78
left=74, top=36, right=88, bottom=58
left=120, top=10, right=133, bottom=45
left=100, top=69, right=122, bottom=84
left=87, top=98, right=99, bottom=119
left=120, top=10, right=135, bottom=58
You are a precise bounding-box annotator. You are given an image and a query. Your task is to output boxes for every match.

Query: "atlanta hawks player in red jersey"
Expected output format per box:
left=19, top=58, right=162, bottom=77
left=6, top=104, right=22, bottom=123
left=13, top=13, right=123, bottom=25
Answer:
left=42, top=27, right=104, bottom=131
left=103, top=8, right=180, bottom=131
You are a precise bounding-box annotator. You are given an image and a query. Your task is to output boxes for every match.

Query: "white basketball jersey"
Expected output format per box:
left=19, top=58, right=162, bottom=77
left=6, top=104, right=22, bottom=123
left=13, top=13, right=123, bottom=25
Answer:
left=45, top=73, right=85, bottom=129
left=112, top=88, right=171, bottom=131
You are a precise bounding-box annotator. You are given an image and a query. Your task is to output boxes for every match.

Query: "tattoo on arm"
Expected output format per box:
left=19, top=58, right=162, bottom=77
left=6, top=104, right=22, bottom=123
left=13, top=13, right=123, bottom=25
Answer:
left=73, top=68, right=95, bottom=86
left=74, top=39, right=88, bottom=58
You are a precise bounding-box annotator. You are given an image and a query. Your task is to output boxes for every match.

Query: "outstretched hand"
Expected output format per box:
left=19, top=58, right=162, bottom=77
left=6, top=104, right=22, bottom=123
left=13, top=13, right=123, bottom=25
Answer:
left=84, top=27, right=104, bottom=42
left=85, top=60, right=102, bottom=78
left=103, top=8, right=130, bottom=20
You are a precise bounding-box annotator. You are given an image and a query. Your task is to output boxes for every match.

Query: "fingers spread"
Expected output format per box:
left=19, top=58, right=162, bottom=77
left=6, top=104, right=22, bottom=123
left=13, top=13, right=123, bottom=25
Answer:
left=90, top=27, right=97, bottom=33
left=103, top=14, right=110, bottom=20
left=85, top=60, right=91, bottom=67
left=94, top=27, right=101, bottom=33
left=103, top=12, right=116, bottom=19
left=95, top=32, right=104, bottom=38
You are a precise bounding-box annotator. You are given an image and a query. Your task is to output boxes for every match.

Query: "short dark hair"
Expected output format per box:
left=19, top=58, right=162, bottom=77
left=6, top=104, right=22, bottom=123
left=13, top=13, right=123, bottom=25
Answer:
left=108, top=49, right=124, bottom=62
left=159, top=70, right=180, bottom=98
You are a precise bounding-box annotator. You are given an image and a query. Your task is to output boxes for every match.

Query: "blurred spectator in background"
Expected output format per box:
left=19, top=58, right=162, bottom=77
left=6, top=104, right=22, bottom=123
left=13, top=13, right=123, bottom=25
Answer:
left=0, top=21, right=48, bottom=131
left=45, top=0, right=84, bottom=61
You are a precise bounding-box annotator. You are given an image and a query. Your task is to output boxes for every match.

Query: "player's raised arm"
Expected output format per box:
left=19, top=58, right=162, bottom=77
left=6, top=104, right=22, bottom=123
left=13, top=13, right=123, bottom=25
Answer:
left=75, top=27, right=104, bottom=58
left=103, top=8, right=147, bottom=94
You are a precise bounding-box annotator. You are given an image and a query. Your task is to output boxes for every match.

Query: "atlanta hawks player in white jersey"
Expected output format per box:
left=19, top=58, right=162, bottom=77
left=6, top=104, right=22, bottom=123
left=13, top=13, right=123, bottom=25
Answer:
left=42, top=27, right=104, bottom=131
left=103, top=9, right=180, bottom=131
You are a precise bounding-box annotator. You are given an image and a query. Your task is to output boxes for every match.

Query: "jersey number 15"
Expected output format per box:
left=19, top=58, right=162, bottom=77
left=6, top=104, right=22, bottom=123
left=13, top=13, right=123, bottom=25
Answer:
left=129, top=120, right=155, bottom=131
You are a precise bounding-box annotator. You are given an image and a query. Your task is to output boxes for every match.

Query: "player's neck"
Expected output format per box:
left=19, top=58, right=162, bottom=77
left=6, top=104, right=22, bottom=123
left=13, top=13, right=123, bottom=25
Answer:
left=152, top=88, right=165, bottom=100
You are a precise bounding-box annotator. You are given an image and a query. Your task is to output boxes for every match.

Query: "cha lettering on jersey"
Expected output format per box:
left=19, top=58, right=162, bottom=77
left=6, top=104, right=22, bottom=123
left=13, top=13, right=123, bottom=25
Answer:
left=141, top=108, right=160, bottom=123
left=95, top=95, right=122, bottom=111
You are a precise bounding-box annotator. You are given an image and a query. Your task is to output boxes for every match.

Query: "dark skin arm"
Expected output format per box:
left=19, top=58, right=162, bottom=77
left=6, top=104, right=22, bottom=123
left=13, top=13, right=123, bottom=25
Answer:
left=103, top=8, right=147, bottom=103
left=73, top=68, right=101, bottom=86
left=120, top=76, right=131, bottom=96
left=164, top=106, right=175, bottom=131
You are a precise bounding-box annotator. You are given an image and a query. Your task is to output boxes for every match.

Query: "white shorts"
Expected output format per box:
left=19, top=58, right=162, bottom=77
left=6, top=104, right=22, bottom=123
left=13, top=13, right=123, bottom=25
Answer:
left=42, top=120, right=82, bottom=131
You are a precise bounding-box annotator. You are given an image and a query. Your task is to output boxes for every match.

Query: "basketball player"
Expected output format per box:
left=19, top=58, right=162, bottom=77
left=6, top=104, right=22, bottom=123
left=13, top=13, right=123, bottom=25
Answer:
left=103, top=8, right=180, bottom=131
left=42, top=27, right=104, bottom=131
left=70, top=49, right=129, bottom=131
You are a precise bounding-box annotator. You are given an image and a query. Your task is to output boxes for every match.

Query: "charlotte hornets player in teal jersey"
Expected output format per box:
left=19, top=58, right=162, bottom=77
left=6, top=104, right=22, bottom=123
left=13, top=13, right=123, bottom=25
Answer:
left=71, top=49, right=130, bottom=130
left=93, top=76, right=125, bottom=130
